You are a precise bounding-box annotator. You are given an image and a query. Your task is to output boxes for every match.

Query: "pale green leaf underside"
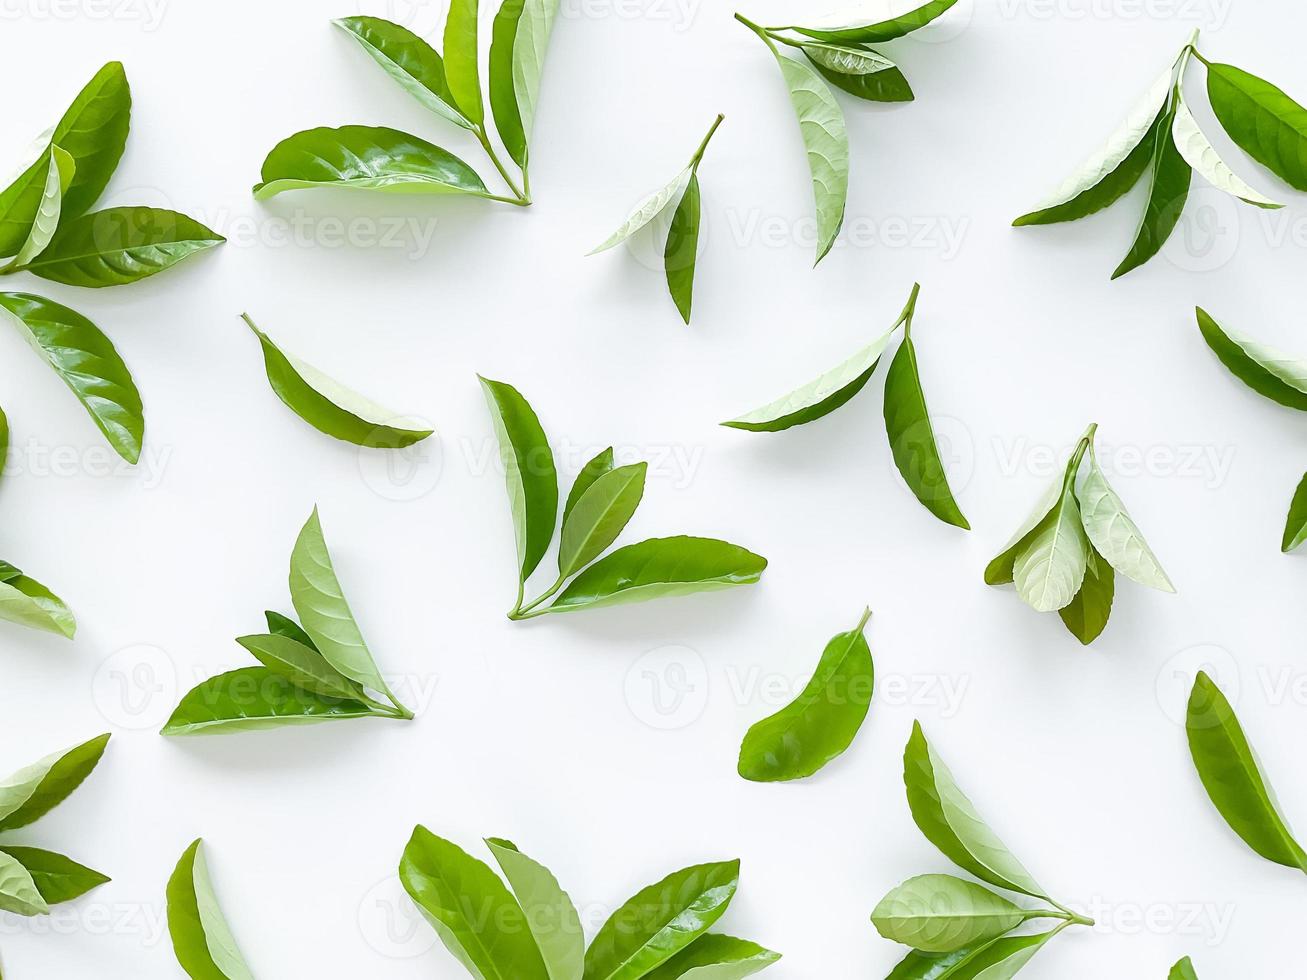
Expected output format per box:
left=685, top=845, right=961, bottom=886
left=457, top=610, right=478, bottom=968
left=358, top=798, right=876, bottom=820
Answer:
left=872, top=874, right=1026, bottom=953
left=485, top=838, right=585, bottom=980
left=1171, top=97, right=1282, bottom=208
left=590, top=168, right=690, bottom=254
left=3, top=146, right=73, bottom=272
left=0, top=851, right=47, bottom=916
left=193, top=845, right=255, bottom=980
left=0, top=574, right=76, bottom=638
left=1220, top=325, right=1307, bottom=394
left=513, top=0, right=560, bottom=147
left=803, top=42, right=895, bottom=76
left=775, top=53, right=848, bottom=263
left=1078, top=460, right=1175, bottom=592
left=1013, top=490, right=1088, bottom=612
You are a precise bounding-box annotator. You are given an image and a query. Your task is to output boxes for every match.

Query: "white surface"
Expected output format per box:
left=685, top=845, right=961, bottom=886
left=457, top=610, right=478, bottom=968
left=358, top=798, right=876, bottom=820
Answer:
left=0, top=0, right=1303, bottom=977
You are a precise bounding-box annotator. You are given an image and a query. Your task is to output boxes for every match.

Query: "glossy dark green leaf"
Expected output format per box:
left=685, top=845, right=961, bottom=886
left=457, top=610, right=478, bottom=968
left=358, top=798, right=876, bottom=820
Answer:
left=903, top=722, right=1048, bottom=900
left=738, top=608, right=873, bottom=782
left=50, top=61, right=130, bottom=220
left=481, top=376, right=558, bottom=585
left=785, top=0, right=957, bottom=43
left=544, top=537, right=766, bottom=615
left=1057, top=543, right=1114, bottom=645
left=642, top=934, right=780, bottom=980
left=0, top=150, right=59, bottom=260
left=563, top=447, right=614, bottom=526
left=253, top=126, right=490, bottom=200
left=490, top=0, right=560, bottom=169
left=583, top=860, right=740, bottom=980
left=333, top=16, right=472, bottom=130
left=0, top=291, right=142, bottom=463
left=1170, top=957, right=1199, bottom=980
left=664, top=173, right=701, bottom=324
left=1207, top=62, right=1307, bottom=191
left=804, top=43, right=913, bottom=102
left=444, top=0, right=484, bottom=125
left=0, top=572, right=76, bottom=638
left=485, top=838, right=584, bottom=980
left=166, top=839, right=254, bottom=980
left=241, top=314, right=431, bottom=448
left=885, top=930, right=1057, bottom=980
left=16, top=206, right=223, bottom=287
left=872, top=874, right=1028, bottom=952
left=264, top=610, right=317, bottom=650
left=1112, top=95, right=1191, bottom=279
left=1283, top=473, right=1307, bottom=553
left=1, top=847, right=109, bottom=905
left=0, top=733, right=109, bottom=831
left=1013, top=71, right=1170, bottom=226
left=234, top=633, right=365, bottom=702
left=160, top=667, right=373, bottom=736
left=1196, top=306, right=1307, bottom=411
left=884, top=335, right=970, bottom=529
left=1186, top=671, right=1307, bottom=871
left=558, top=462, right=646, bottom=577
left=400, top=827, right=548, bottom=980
left=0, top=852, right=47, bottom=917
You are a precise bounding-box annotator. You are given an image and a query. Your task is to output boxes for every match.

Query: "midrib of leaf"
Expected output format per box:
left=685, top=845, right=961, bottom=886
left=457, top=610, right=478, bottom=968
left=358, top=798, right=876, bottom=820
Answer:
left=1212, top=710, right=1304, bottom=864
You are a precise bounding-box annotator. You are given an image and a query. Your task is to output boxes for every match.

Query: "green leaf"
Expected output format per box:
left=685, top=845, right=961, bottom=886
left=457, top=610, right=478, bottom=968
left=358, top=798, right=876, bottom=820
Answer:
left=1282, top=473, right=1307, bottom=553
left=400, top=827, right=548, bottom=980
left=1196, top=306, right=1307, bottom=411
left=1012, top=484, right=1088, bottom=612
left=583, top=860, right=740, bottom=980
left=721, top=328, right=894, bottom=431
left=0, top=573, right=76, bottom=638
left=16, top=206, right=224, bottom=287
left=664, top=173, right=701, bottom=324
left=558, top=462, right=646, bottom=578
left=0, top=560, right=21, bottom=584
left=485, top=838, right=584, bottom=980
left=883, top=335, right=969, bottom=529
left=0, top=146, right=74, bottom=272
left=161, top=667, right=373, bottom=736
left=1, top=847, right=108, bottom=905
left=0, top=733, right=109, bottom=831
left=0, top=403, right=8, bottom=480
left=480, top=376, right=558, bottom=585
left=253, top=126, right=490, bottom=200
left=589, top=168, right=691, bottom=255
left=444, top=0, right=484, bottom=125
left=0, top=150, right=60, bottom=259
left=264, top=610, right=316, bottom=650
left=242, top=314, right=432, bottom=449
left=872, top=875, right=1028, bottom=953
left=984, top=470, right=1069, bottom=586
left=563, top=447, right=614, bottom=526
left=289, top=508, right=393, bottom=698
left=1078, top=451, right=1174, bottom=591
left=785, top=0, right=958, bottom=43
left=0, top=851, right=47, bottom=917
left=1207, top=62, right=1307, bottom=191
left=1013, top=69, right=1170, bottom=225
left=885, top=930, right=1058, bottom=980
left=738, top=607, right=873, bottom=782
left=544, top=537, right=766, bottom=615
left=0, top=291, right=142, bottom=463
left=804, top=44, right=913, bottom=103
left=1169, top=957, right=1199, bottom=980
left=641, top=934, right=780, bottom=980
left=166, top=839, right=255, bottom=980
left=1171, top=95, right=1282, bottom=208
left=333, top=16, right=472, bottom=130
left=903, top=722, right=1048, bottom=900
left=1185, top=671, right=1307, bottom=872
left=234, top=633, right=366, bottom=702
left=1112, top=93, right=1191, bottom=279
left=490, top=0, right=560, bottom=167
left=50, top=61, right=130, bottom=220
left=1057, top=544, right=1114, bottom=645
left=772, top=52, right=848, bottom=264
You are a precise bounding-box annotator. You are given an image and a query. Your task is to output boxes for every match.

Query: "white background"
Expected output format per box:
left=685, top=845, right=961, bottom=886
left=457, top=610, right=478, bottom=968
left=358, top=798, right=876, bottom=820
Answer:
left=0, top=0, right=1304, bottom=976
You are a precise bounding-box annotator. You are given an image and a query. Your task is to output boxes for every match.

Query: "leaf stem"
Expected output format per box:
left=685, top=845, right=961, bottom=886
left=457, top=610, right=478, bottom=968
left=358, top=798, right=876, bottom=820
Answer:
left=689, top=114, right=726, bottom=171
left=853, top=606, right=873, bottom=634
left=474, top=125, right=530, bottom=205
left=1047, top=899, right=1095, bottom=928
left=734, top=12, right=778, bottom=52
left=894, top=282, right=923, bottom=338
left=1063, top=423, right=1097, bottom=489
left=513, top=573, right=567, bottom=618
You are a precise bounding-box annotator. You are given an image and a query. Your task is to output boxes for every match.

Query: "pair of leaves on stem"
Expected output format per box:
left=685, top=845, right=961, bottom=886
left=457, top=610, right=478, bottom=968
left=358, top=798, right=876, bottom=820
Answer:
left=1196, top=307, right=1307, bottom=553
left=0, top=63, right=222, bottom=464
left=1015, top=31, right=1305, bottom=278
left=873, top=724, right=1093, bottom=979
left=241, top=314, right=433, bottom=449
left=738, top=607, right=874, bottom=782
left=0, top=409, right=75, bottom=639
left=590, top=114, right=723, bottom=324
left=400, top=828, right=779, bottom=980
left=481, top=377, right=767, bottom=620
left=1186, top=672, right=1307, bottom=876
left=257, top=9, right=560, bottom=207
left=723, top=283, right=969, bottom=529
left=734, top=0, right=959, bottom=263
left=161, top=509, right=413, bottom=735
left=0, top=734, right=111, bottom=918
left=985, top=424, right=1174, bottom=644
